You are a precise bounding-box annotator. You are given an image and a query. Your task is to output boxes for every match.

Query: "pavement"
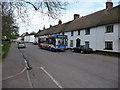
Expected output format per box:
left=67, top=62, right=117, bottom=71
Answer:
left=2, top=43, right=119, bottom=88
left=2, top=43, right=29, bottom=88
left=0, top=63, right=2, bottom=89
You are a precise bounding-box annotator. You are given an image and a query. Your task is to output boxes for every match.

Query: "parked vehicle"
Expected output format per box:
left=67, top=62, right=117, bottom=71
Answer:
left=73, top=45, right=93, bottom=54
left=38, top=34, right=68, bottom=51
left=33, top=42, right=37, bottom=45
left=18, top=42, right=26, bottom=49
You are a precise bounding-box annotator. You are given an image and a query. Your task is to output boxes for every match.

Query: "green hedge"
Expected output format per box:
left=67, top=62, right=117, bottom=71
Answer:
left=0, top=45, right=2, bottom=61
left=2, top=41, right=11, bottom=60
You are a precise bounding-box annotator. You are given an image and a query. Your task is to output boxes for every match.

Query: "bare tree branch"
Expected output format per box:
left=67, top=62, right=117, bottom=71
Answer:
left=19, top=0, right=38, bottom=10
left=1, top=1, right=68, bottom=23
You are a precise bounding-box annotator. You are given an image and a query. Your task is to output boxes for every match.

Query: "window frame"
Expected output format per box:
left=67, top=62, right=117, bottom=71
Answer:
left=85, top=41, right=90, bottom=48
left=105, top=41, right=113, bottom=50
left=78, top=30, right=80, bottom=35
left=85, top=28, right=90, bottom=35
left=71, top=31, right=74, bottom=36
left=106, top=25, right=114, bottom=33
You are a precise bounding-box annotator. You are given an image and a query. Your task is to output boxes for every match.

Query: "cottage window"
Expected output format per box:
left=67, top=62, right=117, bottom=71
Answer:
left=78, top=30, right=80, bottom=35
left=70, top=40, right=73, bottom=47
left=85, top=41, right=90, bottom=48
left=38, top=38, right=41, bottom=43
left=71, top=31, right=74, bottom=36
left=106, top=25, right=113, bottom=33
left=85, top=29, right=90, bottom=35
left=105, top=41, right=113, bottom=50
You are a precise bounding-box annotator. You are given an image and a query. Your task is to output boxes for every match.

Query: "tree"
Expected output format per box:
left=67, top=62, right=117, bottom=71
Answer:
left=2, top=2, right=19, bottom=40
left=1, top=1, right=68, bottom=22
left=2, top=13, right=19, bottom=40
left=1, top=0, right=68, bottom=40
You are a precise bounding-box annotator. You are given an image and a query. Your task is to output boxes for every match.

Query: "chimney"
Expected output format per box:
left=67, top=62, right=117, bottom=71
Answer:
left=74, top=14, right=80, bottom=20
left=50, top=24, right=52, bottom=27
left=106, top=0, right=113, bottom=9
left=26, top=32, right=28, bottom=35
left=43, top=26, right=45, bottom=30
left=38, top=29, right=41, bottom=32
left=58, top=20, right=62, bottom=24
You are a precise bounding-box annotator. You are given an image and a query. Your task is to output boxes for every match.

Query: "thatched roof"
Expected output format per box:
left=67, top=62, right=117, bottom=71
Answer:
left=36, top=5, right=120, bottom=36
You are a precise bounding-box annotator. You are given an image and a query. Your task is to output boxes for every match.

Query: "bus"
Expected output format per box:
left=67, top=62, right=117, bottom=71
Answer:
left=38, top=35, right=68, bottom=51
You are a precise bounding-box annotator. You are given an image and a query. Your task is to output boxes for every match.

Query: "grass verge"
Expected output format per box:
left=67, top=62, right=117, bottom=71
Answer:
left=2, top=41, right=11, bottom=60
left=0, top=45, right=2, bottom=62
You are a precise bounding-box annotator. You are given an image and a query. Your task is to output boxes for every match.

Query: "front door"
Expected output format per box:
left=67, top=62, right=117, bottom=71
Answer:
left=76, top=38, right=81, bottom=47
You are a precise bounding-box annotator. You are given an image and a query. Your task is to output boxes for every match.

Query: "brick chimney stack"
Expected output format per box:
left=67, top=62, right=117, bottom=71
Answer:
left=26, top=32, right=28, bottom=35
left=50, top=24, right=52, bottom=27
left=58, top=20, right=62, bottom=24
left=106, top=0, right=113, bottom=9
left=38, top=29, right=41, bottom=32
left=74, top=14, right=80, bottom=20
left=43, top=26, right=45, bottom=30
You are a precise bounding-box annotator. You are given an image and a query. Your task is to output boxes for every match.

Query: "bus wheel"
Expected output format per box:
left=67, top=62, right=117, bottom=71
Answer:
left=40, top=46, right=43, bottom=49
left=51, top=48, right=55, bottom=52
left=49, top=47, right=51, bottom=51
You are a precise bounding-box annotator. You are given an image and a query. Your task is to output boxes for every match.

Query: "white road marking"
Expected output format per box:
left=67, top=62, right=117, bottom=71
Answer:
left=26, top=70, right=33, bottom=88
left=40, top=67, right=63, bottom=88
left=20, top=49, right=31, bottom=70
left=1, top=67, right=26, bottom=81
left=19, top=49, right=33, bottom=88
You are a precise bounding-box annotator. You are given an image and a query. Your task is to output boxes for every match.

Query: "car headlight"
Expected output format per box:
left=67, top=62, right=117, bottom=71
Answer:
left=66, top=46, right=68, bottom=48
left=56, top=46, right=58, bottom=48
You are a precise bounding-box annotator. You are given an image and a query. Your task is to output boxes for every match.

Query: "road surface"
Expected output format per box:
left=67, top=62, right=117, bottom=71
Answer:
left=2, top=43, right=118, bottom=88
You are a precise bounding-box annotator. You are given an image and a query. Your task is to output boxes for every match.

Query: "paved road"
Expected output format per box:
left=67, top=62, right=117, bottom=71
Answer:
left=2, top=43, right=29, bottom=88
left=3, top=43, right=118, bottom=88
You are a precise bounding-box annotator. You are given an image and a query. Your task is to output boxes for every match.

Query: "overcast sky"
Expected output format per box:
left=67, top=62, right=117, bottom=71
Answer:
left=16, top=0, right=119, bottom=35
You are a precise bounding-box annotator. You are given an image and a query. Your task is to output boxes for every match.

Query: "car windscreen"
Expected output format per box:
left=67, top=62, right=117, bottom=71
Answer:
left=18, top=42, right=24, bottom=44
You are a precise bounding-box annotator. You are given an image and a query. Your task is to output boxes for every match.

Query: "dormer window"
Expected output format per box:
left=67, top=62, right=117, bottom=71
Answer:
left=78, top=30, right=80, bottom=35
left=71, top=31, right=74, bottom=36
left=106, top=25, right=113, bottom=33
left=85, top=28, right=90, bottom=35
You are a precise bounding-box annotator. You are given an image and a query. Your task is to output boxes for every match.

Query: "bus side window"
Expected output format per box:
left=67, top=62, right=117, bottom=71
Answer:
left=52, top=38, right=56, bottom=45
left=58, top=40, right=61, bottom=45
left=46, top=38, right=49, bottom=44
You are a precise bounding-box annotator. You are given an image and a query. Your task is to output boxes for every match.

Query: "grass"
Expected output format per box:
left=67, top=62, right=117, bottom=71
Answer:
left=0, top=45, right=2, bottom=62
left=2, top=41, right=11, bottom=60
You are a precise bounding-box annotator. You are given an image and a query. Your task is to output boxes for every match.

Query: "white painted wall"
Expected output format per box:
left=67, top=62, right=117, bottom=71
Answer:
left=38, top=23, right=119, bottom=53
left=35, top=37, right=38, bottom=43
left=24, top=36, right=29, bottom=42
left=95, top=24, right=119, bottom=52
left=29, top=35, right=35, bottom=42
left=118, top=23, right=120, bottom=52
left=24, top=35, right=35, bottom=43
left=64, top=23, right=120, bottom=53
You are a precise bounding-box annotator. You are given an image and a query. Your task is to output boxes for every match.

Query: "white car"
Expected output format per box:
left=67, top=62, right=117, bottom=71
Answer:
left=18, top=42, right=26, bottom=49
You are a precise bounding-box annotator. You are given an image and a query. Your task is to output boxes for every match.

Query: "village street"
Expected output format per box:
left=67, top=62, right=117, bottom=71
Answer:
left=2, top=43, right=118, bottom=88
